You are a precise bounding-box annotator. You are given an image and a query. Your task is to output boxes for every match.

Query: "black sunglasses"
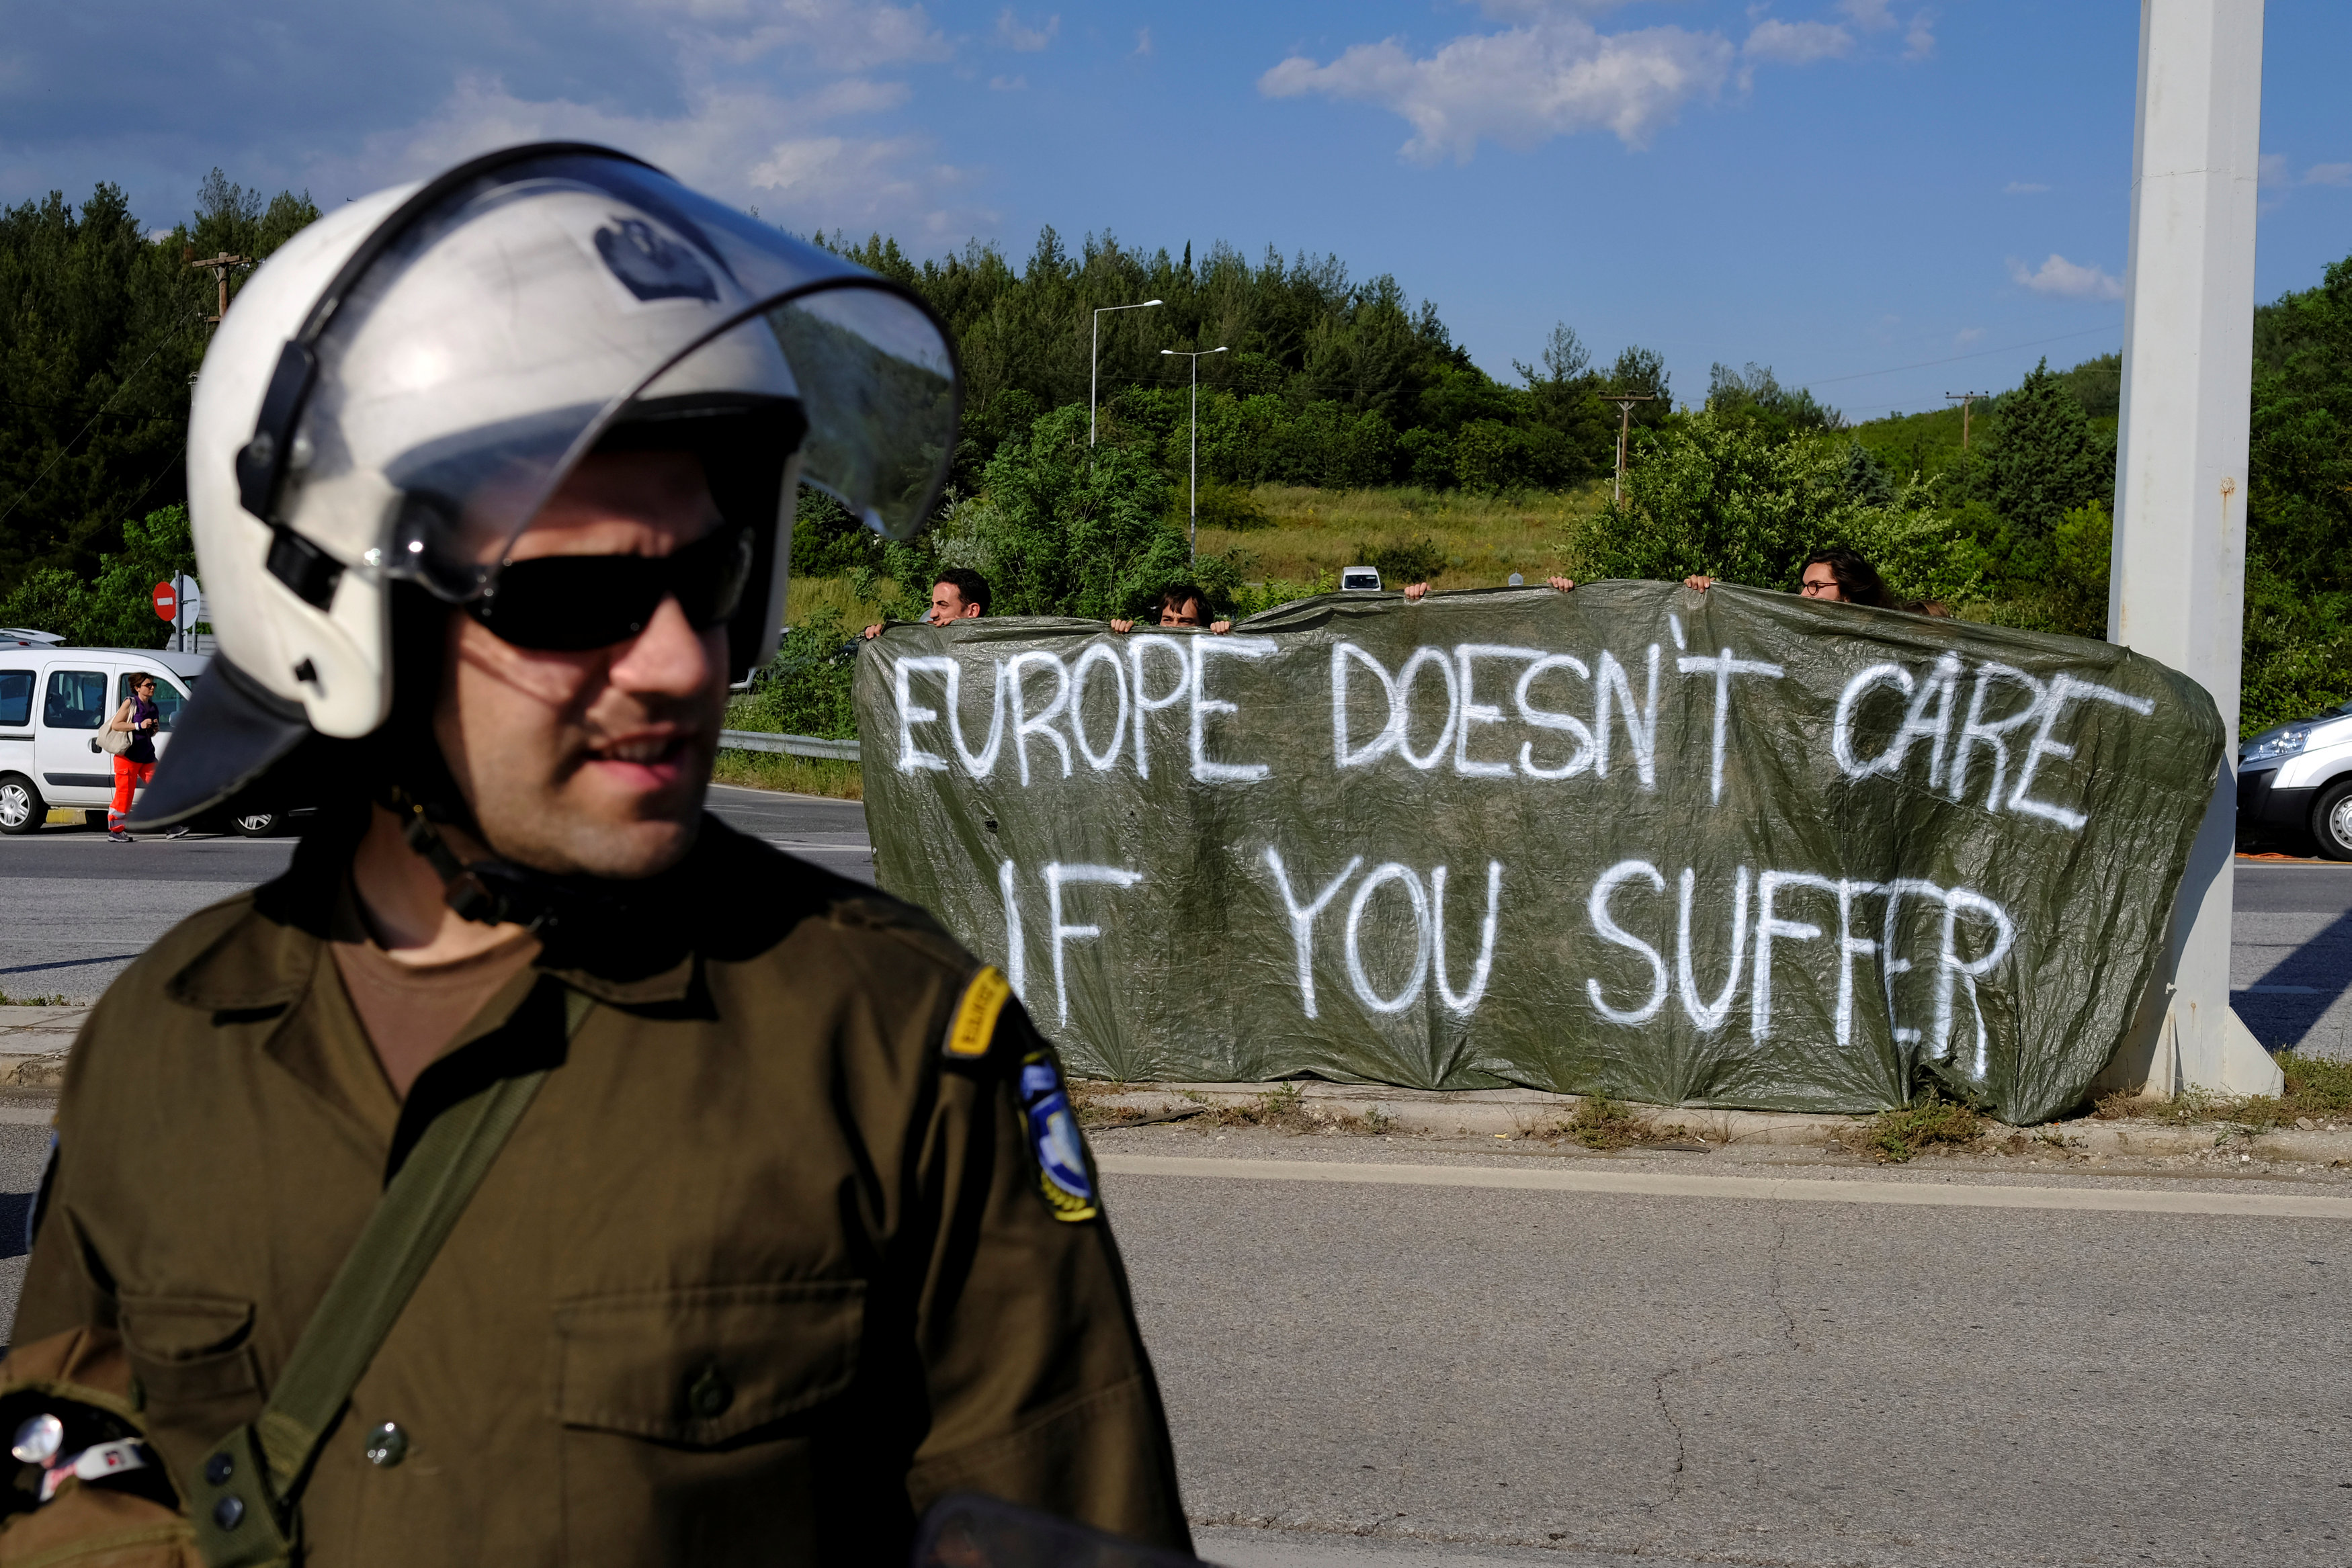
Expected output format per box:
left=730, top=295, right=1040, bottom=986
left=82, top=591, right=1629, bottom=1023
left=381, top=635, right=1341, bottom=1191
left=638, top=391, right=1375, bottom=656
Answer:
left=467, top=523, right=756, bottom=651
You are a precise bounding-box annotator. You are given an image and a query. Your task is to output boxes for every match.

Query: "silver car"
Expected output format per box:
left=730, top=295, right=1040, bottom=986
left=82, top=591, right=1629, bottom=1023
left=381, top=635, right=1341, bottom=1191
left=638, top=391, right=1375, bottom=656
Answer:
left=2237, top=700, right=2352, bottom=859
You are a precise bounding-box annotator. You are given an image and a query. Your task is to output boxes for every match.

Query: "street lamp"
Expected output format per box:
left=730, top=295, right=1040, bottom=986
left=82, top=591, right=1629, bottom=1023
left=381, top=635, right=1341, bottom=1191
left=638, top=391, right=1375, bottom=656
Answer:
left=1091, top=299, right=1163, bottom=445
left=1162, top=347, right=1227, bottom=559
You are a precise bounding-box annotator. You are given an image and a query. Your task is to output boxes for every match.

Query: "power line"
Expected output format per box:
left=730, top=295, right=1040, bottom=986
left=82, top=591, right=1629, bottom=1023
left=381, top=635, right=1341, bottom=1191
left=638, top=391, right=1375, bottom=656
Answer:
left=1944, top=390, right=1992, bottom=451
left=1797, top=322, right=2122, bottom=390
left=0, top=317, right=196, bottom=533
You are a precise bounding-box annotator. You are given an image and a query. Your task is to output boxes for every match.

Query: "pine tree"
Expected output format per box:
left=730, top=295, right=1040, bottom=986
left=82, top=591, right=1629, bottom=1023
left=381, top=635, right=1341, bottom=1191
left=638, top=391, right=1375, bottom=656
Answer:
left=1978, top=357, right=2111, bottom=535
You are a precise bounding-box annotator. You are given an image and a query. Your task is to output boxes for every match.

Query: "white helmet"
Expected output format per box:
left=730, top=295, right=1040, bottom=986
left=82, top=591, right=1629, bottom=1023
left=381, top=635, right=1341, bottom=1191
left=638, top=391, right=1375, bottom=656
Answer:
left=136, top=143, right=958, bottom=826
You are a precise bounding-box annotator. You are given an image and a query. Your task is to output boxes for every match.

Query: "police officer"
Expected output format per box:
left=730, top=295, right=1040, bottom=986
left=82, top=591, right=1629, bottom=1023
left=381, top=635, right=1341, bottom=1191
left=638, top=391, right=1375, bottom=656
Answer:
left=13, top=146, right=1188, bottom=1564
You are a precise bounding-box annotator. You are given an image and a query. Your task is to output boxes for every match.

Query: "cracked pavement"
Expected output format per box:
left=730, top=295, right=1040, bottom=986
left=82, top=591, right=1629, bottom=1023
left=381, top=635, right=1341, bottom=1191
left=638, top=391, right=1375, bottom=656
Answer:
left=1114, top=1130, right=2352, bottom=1567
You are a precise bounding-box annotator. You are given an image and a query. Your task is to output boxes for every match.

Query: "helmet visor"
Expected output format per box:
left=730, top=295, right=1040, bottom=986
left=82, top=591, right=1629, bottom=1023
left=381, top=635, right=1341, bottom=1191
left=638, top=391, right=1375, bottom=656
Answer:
left=268, top=147, right=958, bottom=603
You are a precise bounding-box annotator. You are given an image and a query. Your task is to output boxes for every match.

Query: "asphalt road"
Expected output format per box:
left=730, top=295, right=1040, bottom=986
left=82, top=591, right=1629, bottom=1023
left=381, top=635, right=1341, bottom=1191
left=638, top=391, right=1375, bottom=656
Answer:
left=0, top=1113, right=2341, bottom=1567
left=1112, top=1135, right=2352, bottom=1568
left=3, top=795, right=2349, bottom=1564
left=8, top=795, right=2352, bottom=1053
left=2230, top=862, right=2352, bottom=1057
left=0, top=785, right=871, bottom=1000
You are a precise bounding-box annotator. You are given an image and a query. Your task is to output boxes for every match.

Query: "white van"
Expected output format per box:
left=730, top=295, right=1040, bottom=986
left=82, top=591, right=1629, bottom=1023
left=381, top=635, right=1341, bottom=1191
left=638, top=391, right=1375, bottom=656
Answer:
left=0, top=647, right=214, bottom=834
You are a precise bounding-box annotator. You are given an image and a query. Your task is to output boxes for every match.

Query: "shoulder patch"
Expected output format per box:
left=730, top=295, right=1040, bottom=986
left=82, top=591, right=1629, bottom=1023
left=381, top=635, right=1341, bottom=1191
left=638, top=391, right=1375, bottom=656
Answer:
left=1017, top=1051, right=1099, bottom=1223
left=942, top=966, right=1013, bottom=1060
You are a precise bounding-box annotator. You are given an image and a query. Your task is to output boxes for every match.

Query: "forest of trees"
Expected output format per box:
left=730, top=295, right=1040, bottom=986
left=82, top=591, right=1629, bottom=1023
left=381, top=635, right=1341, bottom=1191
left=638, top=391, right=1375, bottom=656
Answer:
left=1, top=174, right=2346, bottom=733
left=816, top=227, right=1673, bottom=498
left=0, top=173, right=317, bottom=601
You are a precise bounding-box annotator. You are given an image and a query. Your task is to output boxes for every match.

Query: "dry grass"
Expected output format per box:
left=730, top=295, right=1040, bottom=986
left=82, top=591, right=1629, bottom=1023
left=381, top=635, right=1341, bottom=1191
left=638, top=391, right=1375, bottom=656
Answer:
left=1511, top=1092, right=1702, bottom=1151
left=784, top=574, right=896, bottom=631
left=1194, top=1082, right=1385, bottom=1134
left=1067, top=1080, right=1375, bottom=1134
left=1862, top=1090, right=1985, bottom=1162
left=710, top=749, right=864, bottom=801
left=2092, top=1051, right=2352, bottom=1134
left=1202, top=483, right=1607, bottom=593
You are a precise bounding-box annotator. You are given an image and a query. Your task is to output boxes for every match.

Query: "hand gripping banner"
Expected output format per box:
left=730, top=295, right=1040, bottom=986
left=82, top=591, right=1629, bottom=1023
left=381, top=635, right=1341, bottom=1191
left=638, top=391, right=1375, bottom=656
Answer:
left=856, top=581, right=2226, bottom=1124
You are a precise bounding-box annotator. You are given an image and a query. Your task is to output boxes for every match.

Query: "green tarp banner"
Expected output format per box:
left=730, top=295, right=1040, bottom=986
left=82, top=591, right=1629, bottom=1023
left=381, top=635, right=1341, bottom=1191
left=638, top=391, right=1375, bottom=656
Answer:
left=857, top=581, right=2225, bottom=1123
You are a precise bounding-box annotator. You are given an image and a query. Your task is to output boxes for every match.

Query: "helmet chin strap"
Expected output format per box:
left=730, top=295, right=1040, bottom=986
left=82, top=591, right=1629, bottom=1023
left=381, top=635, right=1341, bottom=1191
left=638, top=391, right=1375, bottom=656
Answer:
left=384, top=787, right=621, bottom=937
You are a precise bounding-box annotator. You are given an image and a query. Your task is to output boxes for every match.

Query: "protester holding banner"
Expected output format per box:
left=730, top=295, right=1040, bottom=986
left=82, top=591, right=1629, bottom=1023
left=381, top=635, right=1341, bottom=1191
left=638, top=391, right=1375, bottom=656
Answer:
left=1685, top=547, right=1898, bottom=608
left=1110, top=584, right=1233, bottom=635
left=861, top=576, right=2225, bottom=1127
left=864, top=566, right=991, bottom=639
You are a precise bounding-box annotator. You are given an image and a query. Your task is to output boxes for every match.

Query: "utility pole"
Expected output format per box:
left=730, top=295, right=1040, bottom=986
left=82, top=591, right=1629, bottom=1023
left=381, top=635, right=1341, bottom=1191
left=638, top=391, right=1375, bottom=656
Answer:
left=2096, top=0, right=2277, bottom=1100
left=1090, top=299, right=1163, bottom=445
left=1944, top=390, right=1990, bottom=451
left=1161, top=347, right=1228, bottom=559
left=1606, top=393, right=1656, bottom=502
left=185, top=251, right=255, bottom=324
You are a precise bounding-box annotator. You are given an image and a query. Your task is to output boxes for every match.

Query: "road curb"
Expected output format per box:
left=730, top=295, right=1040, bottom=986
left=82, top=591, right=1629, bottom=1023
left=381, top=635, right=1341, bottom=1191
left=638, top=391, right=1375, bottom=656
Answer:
left=1080, top=1080, right=2352, bottom=1163
left=10, top=1004, right=2347, bottom=1160
left=0, top=1006, right=79, bottom=1092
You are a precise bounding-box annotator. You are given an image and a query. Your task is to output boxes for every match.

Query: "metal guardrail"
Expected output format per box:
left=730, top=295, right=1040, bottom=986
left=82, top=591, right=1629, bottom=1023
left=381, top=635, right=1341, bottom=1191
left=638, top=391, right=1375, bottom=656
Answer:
left=718, top=729, right=862, bottom=763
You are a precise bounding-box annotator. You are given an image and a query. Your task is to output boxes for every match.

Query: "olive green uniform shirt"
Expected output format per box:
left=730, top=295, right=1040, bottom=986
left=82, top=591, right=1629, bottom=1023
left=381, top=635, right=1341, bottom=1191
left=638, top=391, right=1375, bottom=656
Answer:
left=14, top=818, right=1188, bottom=1565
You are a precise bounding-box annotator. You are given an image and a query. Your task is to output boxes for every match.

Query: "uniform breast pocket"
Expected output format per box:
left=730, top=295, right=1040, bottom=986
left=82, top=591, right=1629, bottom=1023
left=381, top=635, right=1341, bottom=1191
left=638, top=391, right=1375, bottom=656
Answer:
left=116, top=1293, right=260, bottom=1420
left=551, top=1279, right=866, bottom=1446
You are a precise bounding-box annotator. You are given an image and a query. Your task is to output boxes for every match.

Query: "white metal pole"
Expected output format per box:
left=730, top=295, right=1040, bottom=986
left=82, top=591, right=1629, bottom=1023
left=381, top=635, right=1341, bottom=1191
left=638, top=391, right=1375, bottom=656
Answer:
left=1163, top=346, right=1226, bottom=560
left=2099, top=0, right=2276, bottom=1098
left=1091, top=300, right=1163, bottom=447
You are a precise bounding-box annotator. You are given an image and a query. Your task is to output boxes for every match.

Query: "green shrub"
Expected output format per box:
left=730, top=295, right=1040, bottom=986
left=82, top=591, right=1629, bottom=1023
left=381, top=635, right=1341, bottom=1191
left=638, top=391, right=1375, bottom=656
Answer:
left=730, top=607, right=860, bottom=740
left=1355, top=535, right=1447, bottom=586
left=960, top=405, right=1188, bottom=620
left=0, top=505, right=196, bottom=648
left=1565, top=412, right=1981, bottom=608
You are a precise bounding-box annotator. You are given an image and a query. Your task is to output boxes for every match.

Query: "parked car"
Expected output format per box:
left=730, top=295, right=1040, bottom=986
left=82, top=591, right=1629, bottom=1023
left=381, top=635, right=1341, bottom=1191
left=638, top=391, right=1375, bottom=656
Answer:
left=0, top=646, right=303, bottom=836
left=2237, top=700, right=2352, bottom=860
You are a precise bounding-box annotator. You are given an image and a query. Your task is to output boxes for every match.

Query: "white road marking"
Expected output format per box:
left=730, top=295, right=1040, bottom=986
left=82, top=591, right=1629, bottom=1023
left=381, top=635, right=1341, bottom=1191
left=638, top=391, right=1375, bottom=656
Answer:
left=1097, top=1153, right=2352, bottom=1219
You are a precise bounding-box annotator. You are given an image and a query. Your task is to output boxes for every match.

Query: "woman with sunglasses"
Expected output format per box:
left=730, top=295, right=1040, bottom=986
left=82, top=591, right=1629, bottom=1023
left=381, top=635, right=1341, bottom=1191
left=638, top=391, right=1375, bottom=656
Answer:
left=101, top=672, right=161, bottom=843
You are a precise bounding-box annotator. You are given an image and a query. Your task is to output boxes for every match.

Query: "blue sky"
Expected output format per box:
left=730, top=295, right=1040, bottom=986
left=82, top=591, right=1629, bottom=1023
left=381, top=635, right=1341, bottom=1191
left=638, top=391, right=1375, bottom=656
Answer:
left=5, top=1, right=2346, bottom=423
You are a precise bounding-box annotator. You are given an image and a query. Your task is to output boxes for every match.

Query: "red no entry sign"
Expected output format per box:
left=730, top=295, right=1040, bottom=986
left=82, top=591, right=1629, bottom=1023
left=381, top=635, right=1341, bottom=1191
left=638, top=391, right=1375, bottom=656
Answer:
left=152, top=581, right=177, bottom=622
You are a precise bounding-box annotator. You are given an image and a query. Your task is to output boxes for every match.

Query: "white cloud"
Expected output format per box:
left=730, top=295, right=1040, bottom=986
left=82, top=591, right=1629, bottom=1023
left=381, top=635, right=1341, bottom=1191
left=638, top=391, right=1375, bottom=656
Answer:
left=2003, top=181, right=2049, bottom=194
left=337, top=71, right=991, bottom=241
left=1259, top=13, right=1738, bottom=161
left=1134, top=27, right=1153, bottom=57
left=1837, top=0, right=1897, bottom=28
left=989, top=74, right=1026, bottom=91
left=994, top=9, right=1058, bottom=52
left=2303, top=162, right=2352, bottom=187
left=2009, top=253, right=2124, bottom=302
left=2259, top=152, right=2293, bottom=188
left=1902, top=7, right=1935, bottom=60
left=1954, top=326, right=1984, bottom=346
left=644, top=0, right=954, bottom=73
left=1744, top=19, right=1851, bottom=65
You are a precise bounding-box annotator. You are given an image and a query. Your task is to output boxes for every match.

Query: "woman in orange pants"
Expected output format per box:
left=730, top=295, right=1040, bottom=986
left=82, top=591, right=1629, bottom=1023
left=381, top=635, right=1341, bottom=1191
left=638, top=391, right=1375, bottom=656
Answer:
left=106, top=672, right=161, bottom=842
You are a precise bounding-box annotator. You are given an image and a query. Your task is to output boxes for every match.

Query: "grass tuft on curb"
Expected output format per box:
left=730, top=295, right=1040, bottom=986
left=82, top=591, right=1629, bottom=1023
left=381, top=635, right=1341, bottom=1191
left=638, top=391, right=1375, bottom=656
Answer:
left=1562, top=1094, right=1653, bottom=1150
left=1515, top=1094, right=1699, bottom=1150
left=1865, top=1090, right=1984, bottom=1162
left=1199, top=1082, right=1374, bottom=1134
left=2093, top=1051, right=2352, bottom=1134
